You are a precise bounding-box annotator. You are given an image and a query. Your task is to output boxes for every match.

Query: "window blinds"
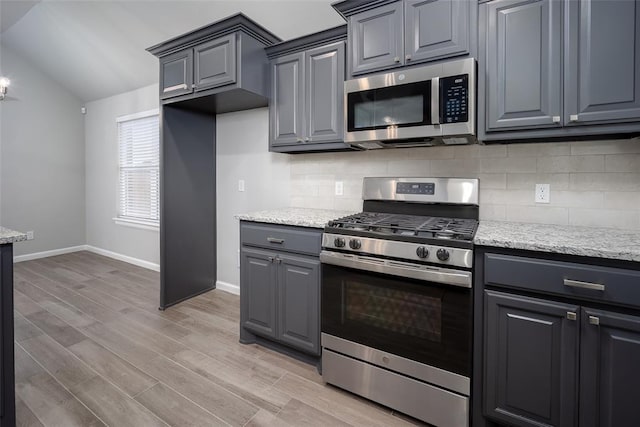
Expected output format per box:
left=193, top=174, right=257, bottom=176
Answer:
left=117, top=113, right=160, bottom=225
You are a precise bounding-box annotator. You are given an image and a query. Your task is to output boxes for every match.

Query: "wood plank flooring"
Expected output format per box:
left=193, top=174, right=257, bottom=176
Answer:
left=13, top=252, right=423, bottom=427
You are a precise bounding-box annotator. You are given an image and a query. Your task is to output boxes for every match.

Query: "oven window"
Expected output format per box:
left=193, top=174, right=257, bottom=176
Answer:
left=346, top=281, right=442, bottom=342
left=322, top=264, right=471, bottom=377
left=347, top=81, right=431, bottom=132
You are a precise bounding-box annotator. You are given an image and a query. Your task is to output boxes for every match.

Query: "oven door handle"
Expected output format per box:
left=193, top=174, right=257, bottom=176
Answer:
left=320, top=251, right=472, bottom=288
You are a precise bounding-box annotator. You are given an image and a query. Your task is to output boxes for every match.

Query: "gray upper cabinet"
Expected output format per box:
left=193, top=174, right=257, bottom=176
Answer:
left=484, top=290, right=578, bottom=427
left=277, top=254, right=320, bottom=354
left=266, top=26, right=350, bottom=153
left=405, top=0, right=470, bottom=64
left=194, top=34, right=237, bottom=91
left=337, top=0, right=474, bottom=77
left=564, top=0, right=640, bottom=126
left=270, top=52, right=305, bottom=146
left=160, top=49, right=194, bottom=99
left=306, top=42, right=345, bottom=143
left=349, top=2, right=404, bottom=75
left=485, top=0, right=562, bottom=131
left=579, top=308, right=640, bottom=427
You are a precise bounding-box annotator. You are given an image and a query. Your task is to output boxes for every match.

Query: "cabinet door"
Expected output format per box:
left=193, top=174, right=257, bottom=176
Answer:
left=159, top=49, right=193, bottom=99
left=194, top=34, right=237, bottom=91
left=306, top=42, right=345, bottom=144
left=485, top=0, right=562, bottom=131
left=579, top=308, right=640, bottom=427
left=564, top=0, right=640, bottom=125
left=277, top=254, right=320, bottom=355
left=240, top=248, right=277, bottom=339
left=270, top=52, right=305, bottom=146
left=405, top=0, right=469, bottom=64
left=484, top=290, right=578, bottom=427
left=349, top=2, right=404, bottom=75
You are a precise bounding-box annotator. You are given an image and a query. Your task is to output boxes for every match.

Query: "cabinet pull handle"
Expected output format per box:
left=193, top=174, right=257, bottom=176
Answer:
left=405, top=54, right=412, bottom=61
left=304, top=137, right=310, bottom=142
left=267, top=237, right=285, bottom=244
left=276, top=258, right=282, bottom=264
left=394, top=56, right=400, bottom=63
left=296, top=137, right=304, bottom=143
left=566, top=312, right=577, bottom=321
left=552, top=116, right=561, bottom=123
left=569, top=114, right=579, bottom=122
left=563, top=279, right=605, bottom=292
left=268, top=256, right=274, bottom=263
left=163, top=83, right=188, bottom=93
left=589, top=316, right=600, bottom=326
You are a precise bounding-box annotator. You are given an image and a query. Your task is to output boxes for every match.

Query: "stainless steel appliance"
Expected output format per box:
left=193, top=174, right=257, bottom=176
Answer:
left=344, top=58, right=476, bottom=149
left=321, top=177, right=479, bottom=427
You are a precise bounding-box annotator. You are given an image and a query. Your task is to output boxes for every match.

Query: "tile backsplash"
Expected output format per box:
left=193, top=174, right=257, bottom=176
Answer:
left=289, top=138, right=640, bottom=230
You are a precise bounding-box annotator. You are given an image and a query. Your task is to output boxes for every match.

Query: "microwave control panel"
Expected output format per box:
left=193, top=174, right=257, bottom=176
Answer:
left=440, top=74, right=468, bottom=124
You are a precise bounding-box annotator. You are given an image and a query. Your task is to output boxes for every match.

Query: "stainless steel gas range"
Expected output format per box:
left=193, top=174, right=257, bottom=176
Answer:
left=320, top=177, right=479, bottom=427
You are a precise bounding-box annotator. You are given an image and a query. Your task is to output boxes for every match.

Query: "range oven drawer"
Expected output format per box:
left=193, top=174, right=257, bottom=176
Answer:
left=322, top=348, right=469, bottom=427
left=484, top=253, right=640, bottom=308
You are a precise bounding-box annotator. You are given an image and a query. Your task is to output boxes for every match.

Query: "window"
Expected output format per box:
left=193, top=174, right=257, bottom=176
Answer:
left=116, top=110, right=160, bottom=228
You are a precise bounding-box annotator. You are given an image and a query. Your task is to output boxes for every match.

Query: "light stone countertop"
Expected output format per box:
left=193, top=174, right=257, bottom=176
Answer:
left=236, top=207, right=358, bottom=229
left=0, top=227, right=27, bottom=245
left=475, top=221, right=640, bottom=263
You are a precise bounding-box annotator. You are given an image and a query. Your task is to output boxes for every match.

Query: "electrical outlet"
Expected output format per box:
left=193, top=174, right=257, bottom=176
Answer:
left=238, top=179, right=245, bottom=192
left=535, top=184, right=550, bottom=204
left=335, top=181, right=344, bottom=196
left=26, top=230, right=34, bottom=240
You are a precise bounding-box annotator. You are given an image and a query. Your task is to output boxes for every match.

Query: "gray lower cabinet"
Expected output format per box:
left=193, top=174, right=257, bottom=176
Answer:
left=268, top=28, right=347, bottom=152
left=345, top=0, right=472, bottom=76
left=1, top=244, right=16, bottom=427
left=160, top=34, right=237, bottom=99
left=240, top=222, right=321, bottom=356
left=484, top=290, right=578, bottom=427
left=579, top=308, right=640, bottom=427
left=479, top=0, right=640, bottom=140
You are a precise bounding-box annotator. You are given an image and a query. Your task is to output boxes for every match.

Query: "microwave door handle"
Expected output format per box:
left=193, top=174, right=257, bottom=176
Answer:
left=431, top=77, right=440, bottom=125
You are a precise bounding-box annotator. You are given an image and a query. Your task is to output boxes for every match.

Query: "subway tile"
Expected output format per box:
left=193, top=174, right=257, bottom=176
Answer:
left=479, top=157, right=537, bottom=173
left=537, top=155, right=604, bottom=173
left=505, top=205, right=569, bottom=225
left=604, top=192, right=640, bottom=210
left=569, top=173, right=640, bottom=191
left=506, top=173, right=570, bottom=190
left=478, top=174, right=507, bottom=189
left=569, top=208, right=640, bottom=229
left=334, top=198, right=363, bottom=211
left=570, top=138, right=640, bottom=155
left=479, top=204, right=506, bottom=221
left=551, top=191, right=604, bottom=208
left=605, top=154, right=640, bottom=173
left=386, top=159, right=430, bottom=176
left=453, top=144, right=507, bottom=158
left=290, top=182, right=318, bottom=197
left=481, top=190, right=533, bottom=205
left=507, top=142, right=571, bottom=157
left=431, top=158, right=481, bottom=175
left=410, top=146, right=456, bottom=160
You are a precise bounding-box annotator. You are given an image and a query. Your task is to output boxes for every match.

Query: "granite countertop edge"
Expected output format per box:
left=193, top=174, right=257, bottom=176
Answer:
left=0, top=227, right=28, bottom=245
left=474, top=220, right=640, bottom=263
left=235, top=207, right=357, bottom=229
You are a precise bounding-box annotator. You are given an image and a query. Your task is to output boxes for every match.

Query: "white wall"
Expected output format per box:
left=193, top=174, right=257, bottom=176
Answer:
left=84, top=84, right=160, bottom=265
left=216, top=108, right=290, bottom=290
left=0, top=45, right=86, bottom=256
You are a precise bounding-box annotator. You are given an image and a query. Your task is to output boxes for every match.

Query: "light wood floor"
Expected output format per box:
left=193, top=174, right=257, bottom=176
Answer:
left=12, top=251, right=423, bottom=427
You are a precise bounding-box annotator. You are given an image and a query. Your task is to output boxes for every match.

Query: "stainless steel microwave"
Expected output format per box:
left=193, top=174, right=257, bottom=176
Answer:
left=344, top=58, right=476, bottom=149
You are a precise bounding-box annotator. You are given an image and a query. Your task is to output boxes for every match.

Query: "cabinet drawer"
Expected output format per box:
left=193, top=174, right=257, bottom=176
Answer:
left=484, top=253, right=640, bottom=308
left=240, top=222, right=321, bottom=256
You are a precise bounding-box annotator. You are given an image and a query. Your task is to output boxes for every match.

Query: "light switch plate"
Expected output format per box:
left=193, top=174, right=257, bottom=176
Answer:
left=535, top=184, right=550, bottom=204
left=335, top=181, right=344, bottom=196
left=238, top=179, right=245, bottom=192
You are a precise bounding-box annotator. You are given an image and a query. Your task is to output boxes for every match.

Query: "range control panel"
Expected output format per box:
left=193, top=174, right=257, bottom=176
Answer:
left=440, top=74, right=468, bottom=124
left=396, top=182, right=435, bottom=195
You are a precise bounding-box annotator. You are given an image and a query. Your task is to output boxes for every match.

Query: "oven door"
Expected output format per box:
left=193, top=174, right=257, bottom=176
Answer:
left=321, top=260, right=472, bottom=380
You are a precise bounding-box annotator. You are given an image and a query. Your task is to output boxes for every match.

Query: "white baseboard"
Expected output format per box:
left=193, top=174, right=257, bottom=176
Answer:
left=85, top=245, right=160, bottom=272
left=216, top=280, right=240, bottom=295
left=14, top=245, right=87, bottom=263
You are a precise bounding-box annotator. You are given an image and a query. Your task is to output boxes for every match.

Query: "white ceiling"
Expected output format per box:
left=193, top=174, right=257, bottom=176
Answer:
left=0, top=0, right=345, bottom=102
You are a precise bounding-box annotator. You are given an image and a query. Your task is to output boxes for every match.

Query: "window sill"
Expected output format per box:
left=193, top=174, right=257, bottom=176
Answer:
left=113, top=217, right=159, bottom=232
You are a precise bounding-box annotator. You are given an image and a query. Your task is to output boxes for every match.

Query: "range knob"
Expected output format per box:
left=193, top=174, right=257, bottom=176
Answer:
left=436, top=248, right=450, bottom=261
left=334, top=237, right=346, bottom=248
left=416, top=246, right=429, bottom=259
left=349, top=239, right=362, bottom=250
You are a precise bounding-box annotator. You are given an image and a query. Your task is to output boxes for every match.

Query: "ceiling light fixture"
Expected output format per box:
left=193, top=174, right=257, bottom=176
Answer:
left=0, top=77, right=10, bottom=100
